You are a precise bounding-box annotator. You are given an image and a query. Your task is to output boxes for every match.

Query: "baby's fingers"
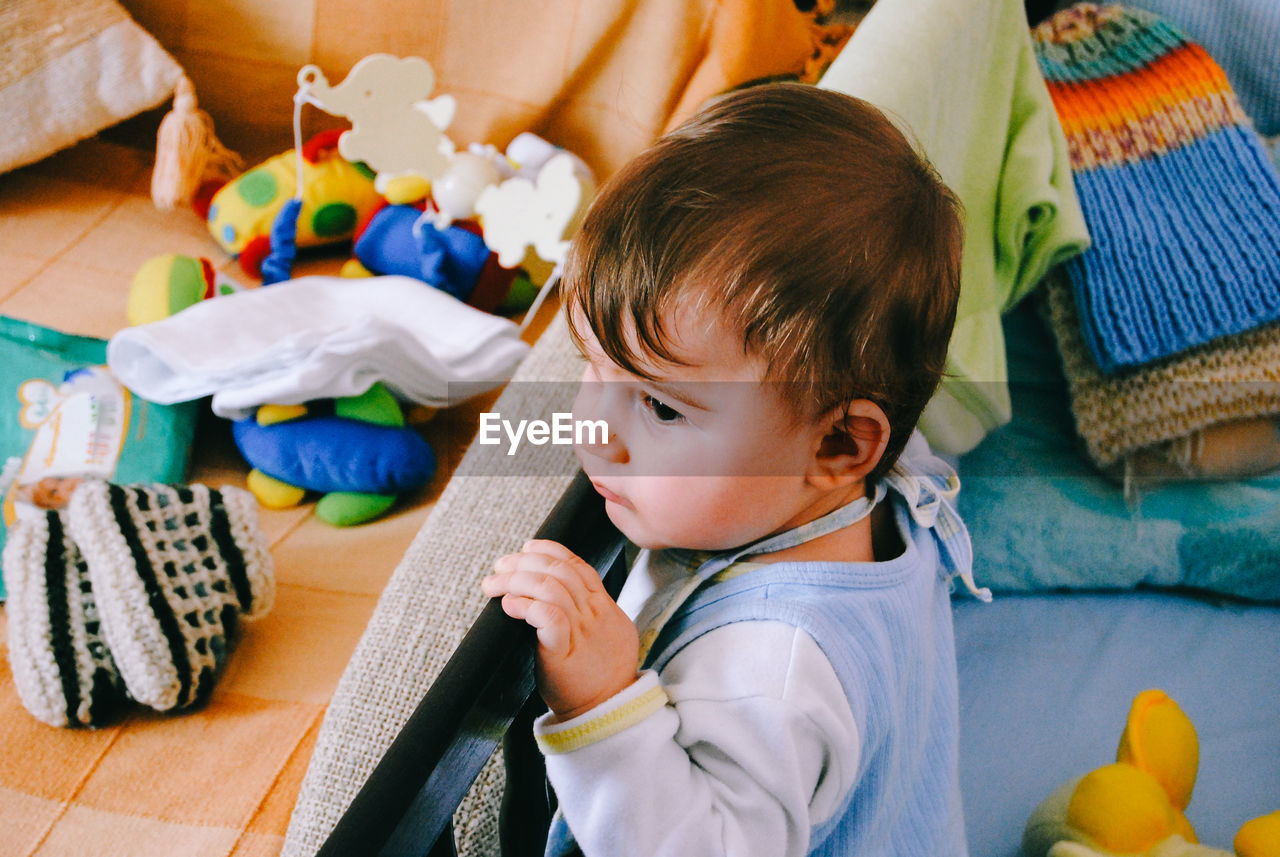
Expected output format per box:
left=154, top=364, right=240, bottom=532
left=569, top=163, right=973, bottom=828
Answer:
left=482, top=566, right=583, bottom=616
left=524, top=599, right=572, bottom=655
left=520, top=539, right=583, bottom=562
left=513, top=540, right=604, bottom=592
left=492, top=551, right=597, bottom=604
left=493, top=594, right=571, bottom=655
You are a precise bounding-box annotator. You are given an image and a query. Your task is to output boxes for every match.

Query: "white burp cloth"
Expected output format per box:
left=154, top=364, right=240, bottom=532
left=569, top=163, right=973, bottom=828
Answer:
left=107, top=275, right=531, bottom=419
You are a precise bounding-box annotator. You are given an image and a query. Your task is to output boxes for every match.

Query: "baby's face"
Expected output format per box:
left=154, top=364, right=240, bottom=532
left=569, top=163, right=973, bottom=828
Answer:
left=571, top=306, right=829, bottom=552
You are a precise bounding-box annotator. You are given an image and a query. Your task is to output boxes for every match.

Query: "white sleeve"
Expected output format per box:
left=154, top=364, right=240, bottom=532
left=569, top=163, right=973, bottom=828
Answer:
left=533, top=620, right=860, bottom=857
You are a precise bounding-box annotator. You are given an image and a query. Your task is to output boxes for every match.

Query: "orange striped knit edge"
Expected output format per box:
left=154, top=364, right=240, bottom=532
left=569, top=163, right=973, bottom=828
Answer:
left=1046, top=43, right=1249, bottom=170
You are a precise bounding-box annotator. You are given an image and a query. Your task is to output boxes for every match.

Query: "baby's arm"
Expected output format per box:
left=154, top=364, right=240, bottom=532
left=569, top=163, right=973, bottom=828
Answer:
left=536, top=621, right=859, bottom=857
left=484, top=542, right=858, bottom=856
left=482, top=539, right=640, bottom=720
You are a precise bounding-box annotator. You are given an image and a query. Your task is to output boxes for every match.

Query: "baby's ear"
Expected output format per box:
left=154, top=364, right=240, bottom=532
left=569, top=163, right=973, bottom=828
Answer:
left=808, top=400, right=890, bottom=490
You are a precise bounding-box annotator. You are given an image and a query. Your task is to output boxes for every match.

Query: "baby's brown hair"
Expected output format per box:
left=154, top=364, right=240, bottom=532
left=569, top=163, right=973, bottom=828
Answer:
left=562, top=83, right=963, bottom=480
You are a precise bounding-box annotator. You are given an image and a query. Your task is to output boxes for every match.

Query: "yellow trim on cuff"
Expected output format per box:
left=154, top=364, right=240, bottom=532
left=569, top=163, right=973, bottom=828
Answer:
left=536, top=684, right=669, bottom=755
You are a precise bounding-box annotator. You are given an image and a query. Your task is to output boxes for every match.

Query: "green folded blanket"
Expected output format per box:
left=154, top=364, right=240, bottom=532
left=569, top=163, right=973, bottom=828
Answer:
left=818, top=0, right=1090, bottom=454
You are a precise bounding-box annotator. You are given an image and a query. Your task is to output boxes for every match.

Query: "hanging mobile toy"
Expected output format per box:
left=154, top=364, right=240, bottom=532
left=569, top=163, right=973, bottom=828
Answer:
left=260, top=54, right=458, bottom=284
left=259, top=53, right=595, bottom=336
left=473, top=145, right=593, bottom=331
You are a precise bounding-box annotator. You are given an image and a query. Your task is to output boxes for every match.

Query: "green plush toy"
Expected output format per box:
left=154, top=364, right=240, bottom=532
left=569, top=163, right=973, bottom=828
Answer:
left=126, top=254, right=242, bottom=327
left=1023, top=690, right=1280, bottom=857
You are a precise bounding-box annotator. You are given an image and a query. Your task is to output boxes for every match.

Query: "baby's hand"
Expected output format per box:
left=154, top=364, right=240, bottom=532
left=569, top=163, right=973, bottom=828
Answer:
left=483, top=539, right=640, bottom=721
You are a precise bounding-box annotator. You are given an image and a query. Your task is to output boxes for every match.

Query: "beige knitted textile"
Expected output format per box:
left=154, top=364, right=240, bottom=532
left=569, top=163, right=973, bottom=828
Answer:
left=3, top=482, right=275, bottom=727
left=3, top=510, right=123, bottom=728
left=1039, top=268, right=1280, bottom=469
left=282, top=313, right=584, bottom=857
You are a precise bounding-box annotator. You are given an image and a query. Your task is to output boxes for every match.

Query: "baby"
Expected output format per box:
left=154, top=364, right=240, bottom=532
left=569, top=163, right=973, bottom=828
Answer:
left=482, top=83, right=986, bottom=857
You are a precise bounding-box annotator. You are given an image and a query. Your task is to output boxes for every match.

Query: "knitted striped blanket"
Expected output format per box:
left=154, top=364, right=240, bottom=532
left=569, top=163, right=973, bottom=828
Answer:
left=1122, top=0, right=1280, bottom=137
left=1033, top=3, right=1280, bottom=373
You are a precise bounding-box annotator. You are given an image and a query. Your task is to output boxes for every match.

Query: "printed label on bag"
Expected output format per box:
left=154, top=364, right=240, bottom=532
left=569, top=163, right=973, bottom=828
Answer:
left=3, top=366, right=132, bottom=525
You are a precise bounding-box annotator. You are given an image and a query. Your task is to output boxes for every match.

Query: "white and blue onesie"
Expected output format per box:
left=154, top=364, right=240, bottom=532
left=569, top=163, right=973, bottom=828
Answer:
left=534, top=436, right=988, bottom=857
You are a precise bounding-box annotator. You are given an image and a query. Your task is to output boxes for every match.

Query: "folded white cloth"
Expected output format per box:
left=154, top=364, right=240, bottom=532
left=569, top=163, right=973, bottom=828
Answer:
left=107, top=275, right=531, bottom=419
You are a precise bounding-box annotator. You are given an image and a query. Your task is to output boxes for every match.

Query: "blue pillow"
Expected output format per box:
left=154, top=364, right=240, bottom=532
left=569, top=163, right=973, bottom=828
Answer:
left=957, top=300, right=1280, bottom=602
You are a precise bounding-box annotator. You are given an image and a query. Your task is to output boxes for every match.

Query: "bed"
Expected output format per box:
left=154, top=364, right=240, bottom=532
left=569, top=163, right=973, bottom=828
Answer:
left=2, top=0, right=1276, bottom=855
left=287, top=1, right=1280, bottom=855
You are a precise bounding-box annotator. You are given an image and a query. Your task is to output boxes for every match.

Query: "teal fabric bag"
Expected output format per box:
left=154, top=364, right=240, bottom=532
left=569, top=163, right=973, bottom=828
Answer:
left=0, top=317, right=198, bottom=599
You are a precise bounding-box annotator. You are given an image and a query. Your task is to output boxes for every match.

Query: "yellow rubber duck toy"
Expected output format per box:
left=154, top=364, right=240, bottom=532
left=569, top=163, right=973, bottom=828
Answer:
left=1023, top=689, right=1279, bottom=857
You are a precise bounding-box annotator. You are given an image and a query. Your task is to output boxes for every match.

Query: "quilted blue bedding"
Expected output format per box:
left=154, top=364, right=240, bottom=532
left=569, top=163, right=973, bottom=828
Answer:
left=954, top=590, right=1280, bottom=855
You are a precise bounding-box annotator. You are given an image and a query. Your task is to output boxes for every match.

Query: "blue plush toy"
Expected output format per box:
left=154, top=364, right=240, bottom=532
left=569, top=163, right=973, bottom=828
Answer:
left=347, top=203, right=533, bottom=314
left=353, top=204, right=490, bottom=300
left=233, top=382, right=435, bottom=526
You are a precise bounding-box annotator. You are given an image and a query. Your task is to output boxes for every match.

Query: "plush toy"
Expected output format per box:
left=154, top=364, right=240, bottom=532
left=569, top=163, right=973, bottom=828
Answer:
left=1023, top=689, right=1280, bottom=857
left=232, top=382, right=435, bottom=526
left=345, top=203, right=534, bottom=313
left=340, top=131, right=592, bottom=317
left=205, top=130, right=383, bottom=277
left=126, top=254, right=243, bottom=326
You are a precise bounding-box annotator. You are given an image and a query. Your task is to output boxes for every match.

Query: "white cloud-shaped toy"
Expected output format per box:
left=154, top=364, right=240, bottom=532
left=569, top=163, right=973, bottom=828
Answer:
left=474, top=153, right=592, bottom=268
left=298, top=55, right=456, bottom=184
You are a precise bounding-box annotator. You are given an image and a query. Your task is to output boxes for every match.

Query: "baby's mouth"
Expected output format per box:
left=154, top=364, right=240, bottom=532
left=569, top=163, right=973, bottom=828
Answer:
left=589, top=479, right=629, bottom=508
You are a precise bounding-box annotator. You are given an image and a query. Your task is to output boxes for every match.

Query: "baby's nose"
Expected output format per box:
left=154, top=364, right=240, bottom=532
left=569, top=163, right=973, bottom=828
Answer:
left=571, top=382, right=628, bottom=464
left=577, top=425, right=628, bottom=464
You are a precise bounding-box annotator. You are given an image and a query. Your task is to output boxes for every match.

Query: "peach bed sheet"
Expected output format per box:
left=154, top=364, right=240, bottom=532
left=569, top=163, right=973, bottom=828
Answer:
left=0, top=139, right=515, bottom=857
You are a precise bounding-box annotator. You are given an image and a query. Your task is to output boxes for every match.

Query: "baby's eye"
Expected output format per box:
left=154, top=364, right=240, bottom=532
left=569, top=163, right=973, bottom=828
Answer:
left=642, top=394, right=684, bottom=423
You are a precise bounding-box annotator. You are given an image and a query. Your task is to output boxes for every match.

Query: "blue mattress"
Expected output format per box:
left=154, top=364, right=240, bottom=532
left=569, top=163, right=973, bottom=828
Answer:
left=953, top=590, right=1280, bottom=856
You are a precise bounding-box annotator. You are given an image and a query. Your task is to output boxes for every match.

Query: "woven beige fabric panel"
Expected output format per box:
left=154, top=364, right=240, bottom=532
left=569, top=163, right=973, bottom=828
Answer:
left=0, top=0, right=183, bottom=175
left=282, top=313, right=583, bottom=857
left=1, top=0, right=128, bottom=89
left=1040, top=269, right=1280, bottom=468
